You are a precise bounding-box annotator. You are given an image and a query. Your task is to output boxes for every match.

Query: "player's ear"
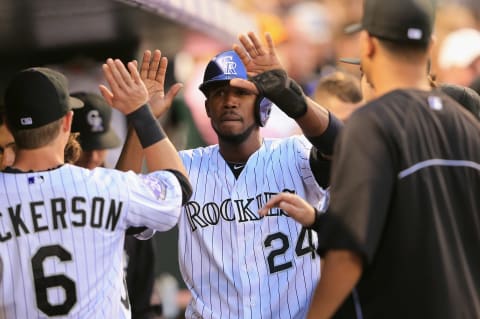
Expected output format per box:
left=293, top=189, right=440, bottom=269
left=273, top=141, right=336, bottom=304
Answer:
left=63, top=111, right=74, bottom=132
left=361, top=31, right=376, bottom=59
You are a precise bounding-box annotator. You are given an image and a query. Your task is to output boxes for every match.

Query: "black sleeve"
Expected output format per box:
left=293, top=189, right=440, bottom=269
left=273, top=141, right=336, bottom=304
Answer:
left=318, top=109, right=396, bottom=264
left=165, top=169, right=192, bottom=205
left=307, top=112, right=343, bottom=188
left=309, top=148, right=331, bottom=189
left=306, top=112, right=343, bottom=157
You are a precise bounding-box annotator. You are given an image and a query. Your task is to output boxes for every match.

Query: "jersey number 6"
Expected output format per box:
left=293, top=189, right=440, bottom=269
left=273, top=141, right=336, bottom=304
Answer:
left=264, top=227, right=316, bottom=274
left=31, top=245, right=77, bottom=316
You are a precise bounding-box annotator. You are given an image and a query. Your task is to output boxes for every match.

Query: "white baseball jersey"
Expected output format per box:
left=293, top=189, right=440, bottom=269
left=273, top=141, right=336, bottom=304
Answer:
left=179, top=136, right=327, bottom=319
left=0, top=164, right=183, bottom=318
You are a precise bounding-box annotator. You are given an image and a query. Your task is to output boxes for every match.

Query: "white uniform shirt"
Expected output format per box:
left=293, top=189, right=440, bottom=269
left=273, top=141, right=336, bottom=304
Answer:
left=0, top=164, right=183, bottom=318
left=179, top=136, right=326, bottom=319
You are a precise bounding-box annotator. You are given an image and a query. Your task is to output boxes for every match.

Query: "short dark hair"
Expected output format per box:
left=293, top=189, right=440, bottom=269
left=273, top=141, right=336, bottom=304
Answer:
left=377, top=37, right=430, bottom=61
left=11, top=118, right=63, bottom=149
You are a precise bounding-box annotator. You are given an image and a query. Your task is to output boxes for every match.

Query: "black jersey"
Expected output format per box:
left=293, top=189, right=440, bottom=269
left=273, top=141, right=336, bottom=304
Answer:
left=317, top=89, right=480, bottom=319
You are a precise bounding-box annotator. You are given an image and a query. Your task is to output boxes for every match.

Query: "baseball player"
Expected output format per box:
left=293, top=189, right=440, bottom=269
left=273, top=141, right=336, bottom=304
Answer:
left=0, top=60, right=192, bottom=318
left=261, top=0, right=480, bottom=318
left=117, top=32, right=343, bottom=318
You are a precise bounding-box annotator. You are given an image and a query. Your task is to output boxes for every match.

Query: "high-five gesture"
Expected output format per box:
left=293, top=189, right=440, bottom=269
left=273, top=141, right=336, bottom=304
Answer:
left=233, top=32, right=283, bottom=77
left=99, top=58, right=148, bottom=115
left=139, top=49, right=183, bottom=118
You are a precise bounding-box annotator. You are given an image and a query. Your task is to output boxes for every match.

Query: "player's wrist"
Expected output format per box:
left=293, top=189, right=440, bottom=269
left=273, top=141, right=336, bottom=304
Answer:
left=251, top=69, right=307, bottom=119
left=307, top=207, right=323, bottom=231
left=306, top=112, right=343, bottom=157
left=127, top=104, right=166, bottom=148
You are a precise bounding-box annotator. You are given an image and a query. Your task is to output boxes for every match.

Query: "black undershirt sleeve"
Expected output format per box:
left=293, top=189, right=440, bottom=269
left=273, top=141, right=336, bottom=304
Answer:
left=307, top=112, right=343, bottom=188
left=164, top=169, right=193, bottom=205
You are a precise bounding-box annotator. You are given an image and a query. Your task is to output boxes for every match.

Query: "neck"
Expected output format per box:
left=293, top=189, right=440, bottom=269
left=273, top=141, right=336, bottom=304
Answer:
left=11, top=145, right=65, bottom=172
left=371, top=56, right=431, bottom=98
left=219, top=131, right=262, bottom=163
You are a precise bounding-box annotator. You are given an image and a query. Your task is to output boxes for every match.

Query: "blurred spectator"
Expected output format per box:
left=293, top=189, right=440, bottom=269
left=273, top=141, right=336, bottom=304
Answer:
left=279, top=1, right=334, bottom=95
left=430, top=3, right=478, bottom=77
left=313, top=71, right=363, bottom=122
left=437, top=28, right=480, bottom=86
left=71, top=91, right=121, bottom=168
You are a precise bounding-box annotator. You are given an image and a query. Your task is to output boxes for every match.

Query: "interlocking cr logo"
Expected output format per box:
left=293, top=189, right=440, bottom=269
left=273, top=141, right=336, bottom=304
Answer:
left=221, top=56, right=237, bottom=75
left=87, top=110, right=104, bottom=132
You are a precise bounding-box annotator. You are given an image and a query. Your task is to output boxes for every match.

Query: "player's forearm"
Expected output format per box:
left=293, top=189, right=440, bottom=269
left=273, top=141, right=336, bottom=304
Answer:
left=296, top=98, right=331, bottom=137
left=307, top=250, right=362, bottom=319
left=116, top=126, right=143, bottom=173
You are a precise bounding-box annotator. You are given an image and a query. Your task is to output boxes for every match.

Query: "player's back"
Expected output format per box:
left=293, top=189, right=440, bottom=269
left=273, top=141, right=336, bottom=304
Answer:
left=0, top=164, right=181, bottom=318
left=348, top=89, right=480, bottom=318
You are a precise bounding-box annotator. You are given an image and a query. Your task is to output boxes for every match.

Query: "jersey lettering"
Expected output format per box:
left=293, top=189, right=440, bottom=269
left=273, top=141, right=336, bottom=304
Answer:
left=184, top=190, right=294, bottom=231
left=0, top=197, right=124, bottom=242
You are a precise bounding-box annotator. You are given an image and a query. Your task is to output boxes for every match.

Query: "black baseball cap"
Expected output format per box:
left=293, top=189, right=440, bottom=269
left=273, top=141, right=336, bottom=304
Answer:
left=5, top=67, right=83, bottom=130
left=346, top=0, right=436, bottom=44
left=71, top=92, right=121, bottom=151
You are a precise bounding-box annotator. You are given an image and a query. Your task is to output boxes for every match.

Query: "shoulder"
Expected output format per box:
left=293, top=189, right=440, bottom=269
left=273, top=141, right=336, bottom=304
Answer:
left=179, top=145, right=219, bottom=160
left=263, top=135, right=311, bottom=149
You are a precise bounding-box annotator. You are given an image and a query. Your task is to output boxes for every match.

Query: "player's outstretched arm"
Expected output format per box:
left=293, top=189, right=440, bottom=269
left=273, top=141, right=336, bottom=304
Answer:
left=231, top=32, right=341, bottom=156
left=99, top=58, right=187, bottom=177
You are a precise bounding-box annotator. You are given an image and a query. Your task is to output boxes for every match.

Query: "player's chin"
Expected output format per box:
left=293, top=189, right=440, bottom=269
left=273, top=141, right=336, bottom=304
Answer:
left=216, top=121, right=245, bottom=133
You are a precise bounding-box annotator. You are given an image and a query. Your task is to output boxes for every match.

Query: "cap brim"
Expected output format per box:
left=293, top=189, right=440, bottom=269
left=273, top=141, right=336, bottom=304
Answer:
left=344, top=23, right=363, bottom=34
left=339, top=57, right=361, bottom=65
left=69, top=96, right=84, bottom=109
left=78, top=129, right=121, bottom=151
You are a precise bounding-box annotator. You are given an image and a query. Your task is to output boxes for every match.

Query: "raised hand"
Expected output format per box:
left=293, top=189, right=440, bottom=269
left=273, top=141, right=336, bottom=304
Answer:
left=139, top=49, right=183, bottom=119
left=233, top=32, right=283, bottom=77
left=99, top=58, right=148, bottom=115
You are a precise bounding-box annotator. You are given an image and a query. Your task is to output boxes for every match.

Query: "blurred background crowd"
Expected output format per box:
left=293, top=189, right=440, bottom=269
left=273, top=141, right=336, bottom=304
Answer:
left=0, top=0, right=479, bottom=318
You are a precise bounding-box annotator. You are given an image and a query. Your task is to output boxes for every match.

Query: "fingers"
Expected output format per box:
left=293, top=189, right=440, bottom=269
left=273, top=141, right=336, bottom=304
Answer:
left=233, top=43, right=250, bottom=67
left=105, top=59, right=132, bottom=91
left=248, top=31, right=266, bottom=56
left=102, top=61, right=120, bottom=93
left=127, top=61, right=141, bottom=84
left=264, top=32, right=276, bottom=56
left=156, top=56, right=168, bottom=83
left=140, top=50, right=152, bottom=79
left=148, top=50, right=162, bottom=80
left=258, top=193, right=289, bottom=216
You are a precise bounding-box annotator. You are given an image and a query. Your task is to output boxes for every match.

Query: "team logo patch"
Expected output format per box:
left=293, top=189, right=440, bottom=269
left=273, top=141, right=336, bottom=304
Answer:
left=141, top=175, right=167, bottom=200
left=220, top=56, right=237, bottom=75
left=20, top=117, right=33, bottom=126
left=28, top=175, right=44, bottom=185
left=428, top=96, right=443, bottom=111
left=87, top=110, right=104, bottom=132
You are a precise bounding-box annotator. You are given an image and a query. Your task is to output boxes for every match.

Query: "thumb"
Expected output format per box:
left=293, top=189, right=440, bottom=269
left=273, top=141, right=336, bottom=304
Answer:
left=165, top=83, right=184, bottom=103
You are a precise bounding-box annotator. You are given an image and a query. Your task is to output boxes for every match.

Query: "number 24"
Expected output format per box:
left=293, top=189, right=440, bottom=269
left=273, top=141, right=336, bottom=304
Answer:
left=264, top=227, right=316, bottom=274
